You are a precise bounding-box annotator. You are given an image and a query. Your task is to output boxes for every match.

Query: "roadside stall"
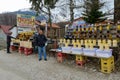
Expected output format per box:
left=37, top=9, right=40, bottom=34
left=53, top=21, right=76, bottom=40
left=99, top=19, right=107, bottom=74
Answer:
left=54, top=20, right=120, bottom=74
left=11, top=14, right=35, bottom=55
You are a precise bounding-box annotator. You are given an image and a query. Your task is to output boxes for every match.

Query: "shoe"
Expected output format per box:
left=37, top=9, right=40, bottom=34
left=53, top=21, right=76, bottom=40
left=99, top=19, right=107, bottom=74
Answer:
left=7, top=52, right=11, bottom=54
left=44, top=59, right=47, bottom=61
left=39, top=59, right=42, bottom=61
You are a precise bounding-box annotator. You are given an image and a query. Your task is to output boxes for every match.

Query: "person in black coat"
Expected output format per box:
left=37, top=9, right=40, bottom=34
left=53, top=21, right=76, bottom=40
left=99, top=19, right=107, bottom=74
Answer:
left=36, top=29, right=47, bottom=61
left=6, top=32, right=12, bottom=53
left=32, top=26, right=40, bottom=53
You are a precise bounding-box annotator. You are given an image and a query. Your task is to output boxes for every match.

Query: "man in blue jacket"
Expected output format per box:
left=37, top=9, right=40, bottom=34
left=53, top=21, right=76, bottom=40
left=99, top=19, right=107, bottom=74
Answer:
left=36, top=28, right=47, bottom=61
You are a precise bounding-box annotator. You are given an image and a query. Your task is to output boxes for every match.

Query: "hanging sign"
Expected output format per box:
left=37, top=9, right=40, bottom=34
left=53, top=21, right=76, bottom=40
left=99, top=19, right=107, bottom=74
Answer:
left=17, top=14, right=35, bottom=27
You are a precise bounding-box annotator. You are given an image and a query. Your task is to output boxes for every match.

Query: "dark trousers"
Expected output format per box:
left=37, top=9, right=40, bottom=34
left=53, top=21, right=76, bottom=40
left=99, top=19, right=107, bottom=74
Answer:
left=7, top=42, right=10, bottom=53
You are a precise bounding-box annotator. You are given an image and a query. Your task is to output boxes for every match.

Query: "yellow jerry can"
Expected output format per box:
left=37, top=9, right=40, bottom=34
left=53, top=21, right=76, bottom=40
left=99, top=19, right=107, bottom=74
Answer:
left=113, top=40, right=118, bottom=47
left=102, top=40, right=107, bottom=44
left=117, top=25, right=120, bottom=30
left=80, top=40, right=84, bottom=45
left=106, top=25, right=110, bottom=30
left=105, top=44, right=110, bottom=50
left=100, top=44, right=104, bottom=50
left=107, top=40, right=112, bottom=47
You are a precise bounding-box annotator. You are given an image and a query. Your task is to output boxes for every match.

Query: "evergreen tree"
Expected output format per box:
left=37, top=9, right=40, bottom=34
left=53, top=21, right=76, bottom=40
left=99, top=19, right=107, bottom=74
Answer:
left=82, top=0, right=106, bottom=24
left=114, top=0, right=120, bottom=23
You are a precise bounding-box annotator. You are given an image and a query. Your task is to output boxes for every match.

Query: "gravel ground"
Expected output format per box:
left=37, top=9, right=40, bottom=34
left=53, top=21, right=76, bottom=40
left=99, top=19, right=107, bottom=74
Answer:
left=0, top=50, right=120, bottom=80
left=0, top=38, right=6, bottom=50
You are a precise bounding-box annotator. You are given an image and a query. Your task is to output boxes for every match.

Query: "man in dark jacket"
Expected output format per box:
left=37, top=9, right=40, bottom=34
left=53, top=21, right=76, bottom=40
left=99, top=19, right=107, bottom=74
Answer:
left=32, top=26, right=40, bottom=53
left=36, top=29, right=47, bottom=61
left=6, top=32, right=12, bottom=53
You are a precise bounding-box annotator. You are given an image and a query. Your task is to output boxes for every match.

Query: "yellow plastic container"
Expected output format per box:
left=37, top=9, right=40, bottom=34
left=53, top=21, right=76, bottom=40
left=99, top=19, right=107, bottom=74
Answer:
left=89, top=27, right=93, bottom=31
left=99, top=44, right=104, bottom=50
left=73, top=29, right=76, bottom=32
left=93, top=40, right=96, bottom=45
left=82, top=28, right=84, bottom=31
left=76, top=40, right=79, bottom=43
left=65, top=43, right=69, bottom=47
left=77, top=44, right=81, bottom=48
left=102, top=40, right=107, bottom=44
left=94, top=27, right=97, bottom=31
left=88, top=39, right=92, bottom=43
left=113, top=40, right=118, bottom=47
left=98, top=40, right=102, bottom=46
left=101, top=65, right=114, bottom=73
left=101, top=56, right=114, bottom=63
left=99, top=26, right=103, bottom=31
left=73, top=43, right=77, bottom=47
left=80, top=40, right=84, bottom=45
left=89, top=44, right=94, bottom=49
left=101, top=56, right=114, bottom=73
left=63, top=39, right=66, bottom=43
left=85, top=40, right=88, bottom=44
left=107, top=40, right=112, bottom=47
left=117, top=25, right=120, bottom=30
left=98, top=40, right=102, bottom=43
left=86, top=28, right=88, bottom=32
left=60, top=39, right=63, bottom=43
left=67, top=39, right=70, bottom=44
left=104, top=44, right=110, bottom=50
left=76, top=40, right=81, bottom=47
left=85, top=44, right=90, bottom=48
left=72, top=40, right=75, bottom=44
left=78, top=28, right=81, bottom=31
left=76, top=55, right=86, bottom=61
left=106, top=25, right=110, bottom=30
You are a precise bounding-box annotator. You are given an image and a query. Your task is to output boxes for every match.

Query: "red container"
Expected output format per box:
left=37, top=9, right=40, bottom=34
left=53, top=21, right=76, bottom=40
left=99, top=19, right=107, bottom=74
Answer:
left=76, top=60, right=85, bottom=66
left=18, top=47, right=24, bottom=53
left=57, top=52, right=66, bottom=57
left=10, top=45, right=16, bottom=51
left=57, top=57, right=64, bottom=63
left=57, top=52, right=67, bottom=63
left=57, top=52, right=63, bottom=57
left=24, top=48, right=33, bottom=55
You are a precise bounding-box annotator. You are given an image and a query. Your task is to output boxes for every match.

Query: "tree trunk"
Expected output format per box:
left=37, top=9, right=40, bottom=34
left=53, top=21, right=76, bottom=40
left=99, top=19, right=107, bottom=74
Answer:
left=114, top=0, right=120, bottom=23
left=70, top=0, right=74, bottom=24
left=48, top=7, right=52, bottom=40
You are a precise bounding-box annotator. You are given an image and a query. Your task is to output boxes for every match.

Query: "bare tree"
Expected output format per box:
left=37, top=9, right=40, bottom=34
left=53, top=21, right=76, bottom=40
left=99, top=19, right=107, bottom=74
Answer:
left=55, top=0, right=83, bottom=23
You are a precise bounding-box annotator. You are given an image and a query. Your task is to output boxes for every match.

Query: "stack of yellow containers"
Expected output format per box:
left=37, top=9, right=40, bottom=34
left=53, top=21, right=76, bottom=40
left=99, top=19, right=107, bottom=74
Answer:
left=101, top=56, right=114, bottom=73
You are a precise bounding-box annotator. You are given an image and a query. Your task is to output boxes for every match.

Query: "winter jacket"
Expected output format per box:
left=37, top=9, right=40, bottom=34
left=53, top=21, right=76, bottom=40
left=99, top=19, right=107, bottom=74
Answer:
left=36, top=34, right=47, bottom=47
left=33, top=32, right=38, bottom=46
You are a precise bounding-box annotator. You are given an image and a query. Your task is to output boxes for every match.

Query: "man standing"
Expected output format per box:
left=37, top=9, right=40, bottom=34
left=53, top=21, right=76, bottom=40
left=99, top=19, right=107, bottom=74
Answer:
left=32, top=26, right=40, bottom=53
left=36, top=28, right=47, bottom=61
left=6, top=32, right=12, bottom=53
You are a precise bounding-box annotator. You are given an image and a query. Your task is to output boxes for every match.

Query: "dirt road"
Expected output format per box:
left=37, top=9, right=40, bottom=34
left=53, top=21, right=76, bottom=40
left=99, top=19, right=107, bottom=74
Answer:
left=0, top=50, right=120, bottom=80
